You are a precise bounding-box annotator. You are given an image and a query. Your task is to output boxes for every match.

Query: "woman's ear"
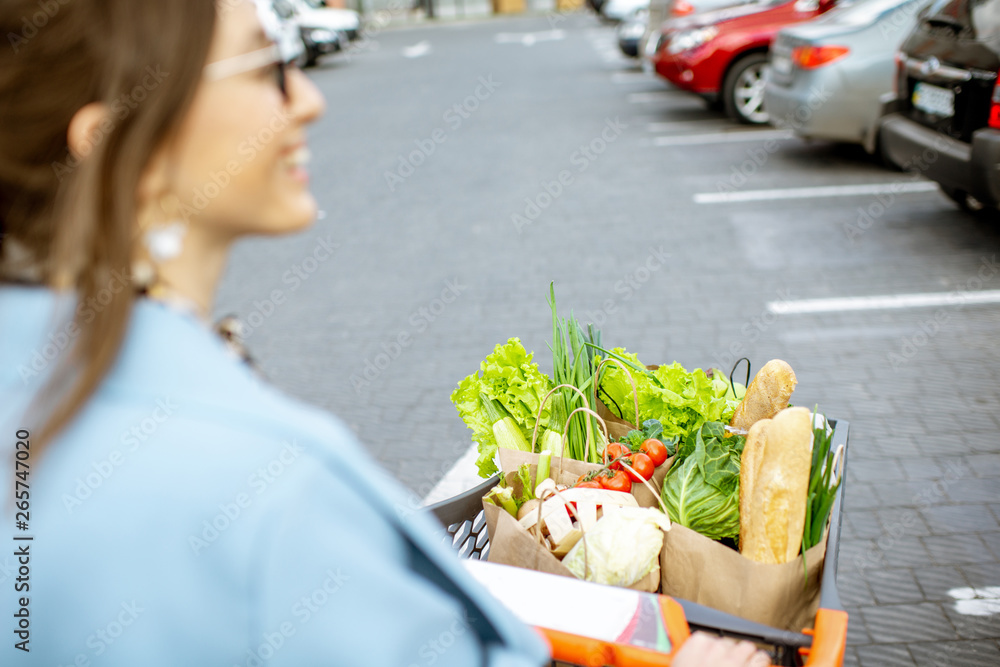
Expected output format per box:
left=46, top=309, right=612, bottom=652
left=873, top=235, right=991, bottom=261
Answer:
left=66, top=102, right=110, bottom=160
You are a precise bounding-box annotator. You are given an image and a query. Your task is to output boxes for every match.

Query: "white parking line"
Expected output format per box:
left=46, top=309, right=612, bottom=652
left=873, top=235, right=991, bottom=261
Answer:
left=768, top=290, right=1000, bottom=315
left=646, top=119, right=727, bottom=132
left=495, top=29, right=566, bottom=46
left=694, top=181, right=939, bottom=204
left=402, top=41, right=432, bottom=58
left=653, top=129, right=794, bottom=146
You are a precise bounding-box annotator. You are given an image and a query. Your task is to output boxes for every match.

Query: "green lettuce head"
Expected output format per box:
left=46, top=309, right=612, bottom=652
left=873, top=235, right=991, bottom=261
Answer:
left=598, top=350, right=735, bottom=441
left=451, top=338, right=553, bottom=477
left=660, top=422, right=744, bottom=540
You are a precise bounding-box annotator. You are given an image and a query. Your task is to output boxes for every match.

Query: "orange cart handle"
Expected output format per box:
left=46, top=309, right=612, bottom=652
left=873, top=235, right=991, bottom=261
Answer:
left=533, top=596, right=692, bottom=666
left=534, top=602, right=847, bottom=667
left=800, top=608, right=849, bottom=667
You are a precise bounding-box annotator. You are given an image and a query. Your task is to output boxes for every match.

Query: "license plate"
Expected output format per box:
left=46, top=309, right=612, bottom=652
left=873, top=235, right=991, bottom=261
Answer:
left=771, top=55, right=792, bottom=76
left=912, top=82, right=955, bottom=118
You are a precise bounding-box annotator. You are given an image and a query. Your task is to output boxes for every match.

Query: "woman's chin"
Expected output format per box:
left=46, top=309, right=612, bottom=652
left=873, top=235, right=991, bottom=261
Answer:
left=269, top=196, right=319, bottom=234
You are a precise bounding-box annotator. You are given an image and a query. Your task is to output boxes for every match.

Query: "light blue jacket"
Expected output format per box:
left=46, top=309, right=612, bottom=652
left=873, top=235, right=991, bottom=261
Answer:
left=0, top=284, right=548, bottom=667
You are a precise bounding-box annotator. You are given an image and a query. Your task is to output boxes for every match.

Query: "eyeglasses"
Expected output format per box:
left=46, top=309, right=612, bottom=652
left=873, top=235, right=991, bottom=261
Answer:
left=203, top=44, right=291, bottom=100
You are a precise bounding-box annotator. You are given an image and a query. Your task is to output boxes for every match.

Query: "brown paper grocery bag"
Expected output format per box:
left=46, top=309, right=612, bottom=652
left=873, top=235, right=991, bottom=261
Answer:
left=498, top=448, right=672, bottom=510
left=485, top=502, right=663, bottom=593
left=659, top=524, right=826, bottom=632
left=487, top=506, right=578, bottom=579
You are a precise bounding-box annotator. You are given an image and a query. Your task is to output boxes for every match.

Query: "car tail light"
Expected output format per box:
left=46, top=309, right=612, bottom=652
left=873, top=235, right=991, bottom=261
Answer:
left=673, top=0, right=695, bottom=15
left=989, top=76, right=1000, bottom=129
left=791, top=45, right=849, bottom=70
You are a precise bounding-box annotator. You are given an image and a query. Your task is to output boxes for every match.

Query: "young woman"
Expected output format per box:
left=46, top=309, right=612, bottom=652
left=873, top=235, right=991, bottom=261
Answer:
left=0, top=1, right=548, bottom=664
left=0, top=1, right=769, bottom=664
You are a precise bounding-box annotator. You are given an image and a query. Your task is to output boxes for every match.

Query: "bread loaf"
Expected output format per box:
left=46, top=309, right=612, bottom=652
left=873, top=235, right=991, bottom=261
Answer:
left=730, top=359, right=797, bottom=431
left=738, top=419, right=770, bottom=551
left=739, top=406, right=813, bottom=564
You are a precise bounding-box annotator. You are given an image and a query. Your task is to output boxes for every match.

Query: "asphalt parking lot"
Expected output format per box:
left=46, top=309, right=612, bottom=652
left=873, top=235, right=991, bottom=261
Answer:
left=214, top=11, right=1000, bottom=664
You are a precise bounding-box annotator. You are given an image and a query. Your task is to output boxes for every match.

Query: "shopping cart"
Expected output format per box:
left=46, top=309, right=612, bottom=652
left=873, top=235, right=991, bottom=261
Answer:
left=427, top=420, right=850, bottom=666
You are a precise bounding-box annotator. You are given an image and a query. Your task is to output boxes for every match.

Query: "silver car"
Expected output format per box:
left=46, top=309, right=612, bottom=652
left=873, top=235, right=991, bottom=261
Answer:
left=763, top=0, right=932, bottom=153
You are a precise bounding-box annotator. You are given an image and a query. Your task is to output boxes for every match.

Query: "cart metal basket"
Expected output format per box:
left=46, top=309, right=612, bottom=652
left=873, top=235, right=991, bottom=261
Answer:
left=427, top=420, right=851, bottom=666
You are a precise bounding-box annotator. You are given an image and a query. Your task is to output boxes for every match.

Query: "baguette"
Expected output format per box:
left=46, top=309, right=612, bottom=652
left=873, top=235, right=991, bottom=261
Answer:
left=740, top=406, right=813, bottom=564
left=730, top=359, right=797, bottom=431
left=738, top=419, right=770, bottom=551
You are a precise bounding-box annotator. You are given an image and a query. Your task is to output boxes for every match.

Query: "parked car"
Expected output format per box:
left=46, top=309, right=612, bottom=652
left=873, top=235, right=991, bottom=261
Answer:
left=619, top=8, right=649, bottom=56
left=649, top=0, right=841, bottom=122
left=603, top=0, right=651, bottom=21
left=301, top=0, right=360, bottom=42
left=879, top=0, right=1000, bottom=212
left=275, top=0, right=360, bottom=67
left=640, top=0, right=765, bottom=63
left=764, top=0, right=932, bottom=152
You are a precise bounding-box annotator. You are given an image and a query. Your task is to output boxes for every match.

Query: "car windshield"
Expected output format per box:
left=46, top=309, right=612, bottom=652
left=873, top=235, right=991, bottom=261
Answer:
left=814, top=0, right=925, bottom=24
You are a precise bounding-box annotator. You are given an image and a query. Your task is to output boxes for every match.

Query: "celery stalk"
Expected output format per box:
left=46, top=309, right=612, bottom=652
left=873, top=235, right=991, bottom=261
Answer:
left=540, top=430, right=564, bottom=458
left=485, top=486, right=518, bottom=517
left=535, top=450, right=552, bottom=492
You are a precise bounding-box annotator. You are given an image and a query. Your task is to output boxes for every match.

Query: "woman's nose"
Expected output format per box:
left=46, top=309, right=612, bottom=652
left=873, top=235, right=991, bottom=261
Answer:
left=287, top=66, right=326, bottom=124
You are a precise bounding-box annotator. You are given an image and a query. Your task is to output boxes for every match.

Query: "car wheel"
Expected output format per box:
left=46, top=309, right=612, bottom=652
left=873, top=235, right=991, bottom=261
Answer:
left=723, top=53, right=770, bottom=125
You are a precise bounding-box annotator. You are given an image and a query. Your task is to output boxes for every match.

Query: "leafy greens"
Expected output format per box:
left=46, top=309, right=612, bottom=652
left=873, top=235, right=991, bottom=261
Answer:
left=660, top=422, right=745, bottom=540
left=451, top=338, right=553, bottom=477
left=598, top=349, right=738, bottom=442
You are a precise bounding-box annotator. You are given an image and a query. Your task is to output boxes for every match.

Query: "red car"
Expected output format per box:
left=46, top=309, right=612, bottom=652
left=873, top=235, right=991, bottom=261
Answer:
left=648, top=0, right=839, bottom=123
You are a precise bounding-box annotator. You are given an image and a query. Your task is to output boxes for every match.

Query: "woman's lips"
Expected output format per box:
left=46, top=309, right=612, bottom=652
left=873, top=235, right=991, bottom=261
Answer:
left=283, top=145, right=311, bottom=183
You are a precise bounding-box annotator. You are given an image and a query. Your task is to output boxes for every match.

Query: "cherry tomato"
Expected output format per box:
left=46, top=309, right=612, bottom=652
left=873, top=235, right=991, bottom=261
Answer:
left=598, top=469, right=632, bottom=493
left=574, top=481, right=602, bottom=489
left=625, top=452, right=655, bottom=482
left=640, top=438, right=668, bottom=467
left=604, top=443, right=631, bottom=469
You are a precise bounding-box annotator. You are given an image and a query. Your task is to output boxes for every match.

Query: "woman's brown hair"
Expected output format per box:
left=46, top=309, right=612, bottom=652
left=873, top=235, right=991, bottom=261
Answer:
left=0, top=0, right=218, bottom=456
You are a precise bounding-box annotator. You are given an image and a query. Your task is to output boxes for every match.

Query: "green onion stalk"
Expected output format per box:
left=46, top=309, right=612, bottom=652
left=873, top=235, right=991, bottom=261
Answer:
left=547, top=284, right=605, bottom=464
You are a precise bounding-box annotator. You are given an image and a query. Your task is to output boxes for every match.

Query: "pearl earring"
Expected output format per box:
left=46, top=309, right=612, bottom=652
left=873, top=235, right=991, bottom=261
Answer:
left=144, top=221, right=187, bottom=263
